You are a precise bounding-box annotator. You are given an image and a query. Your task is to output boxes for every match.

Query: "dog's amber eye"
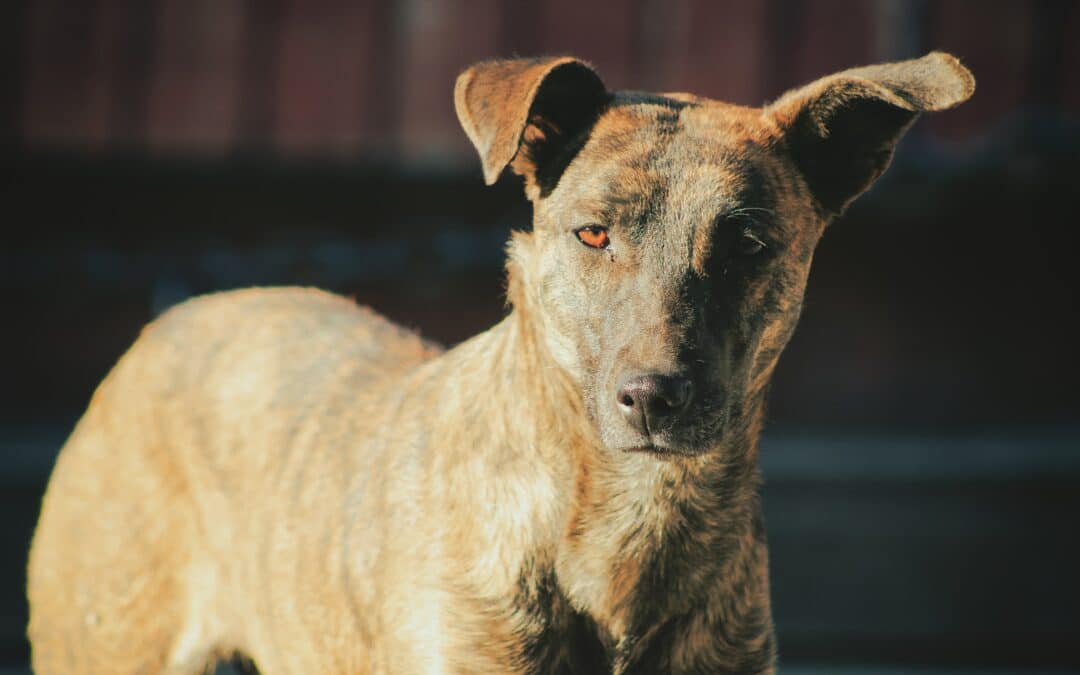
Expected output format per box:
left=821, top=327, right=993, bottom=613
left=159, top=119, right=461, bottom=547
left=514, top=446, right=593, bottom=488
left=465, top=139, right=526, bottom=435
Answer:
left=735, top=233, right=766, bottom=257
left=575, top=225, right=610, bottom=249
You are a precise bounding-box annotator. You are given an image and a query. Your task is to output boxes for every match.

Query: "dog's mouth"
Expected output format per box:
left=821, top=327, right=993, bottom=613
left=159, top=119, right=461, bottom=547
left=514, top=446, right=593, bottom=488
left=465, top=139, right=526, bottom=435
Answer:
left=620, top=441, right=709, bottom=458
left=612, top=409, right=728, bottom=458
left=601, top=426, right=715, bottom=458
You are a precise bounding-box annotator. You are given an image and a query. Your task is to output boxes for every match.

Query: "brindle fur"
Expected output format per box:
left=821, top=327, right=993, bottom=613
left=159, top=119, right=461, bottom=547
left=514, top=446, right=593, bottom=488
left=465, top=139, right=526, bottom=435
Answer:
left=28, top=53, right=973, bottom=674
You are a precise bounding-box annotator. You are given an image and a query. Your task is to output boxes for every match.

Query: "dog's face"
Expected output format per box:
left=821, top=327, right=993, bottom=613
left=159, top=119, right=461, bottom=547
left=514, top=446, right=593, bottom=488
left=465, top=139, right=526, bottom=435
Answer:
left=522, top=98, right=819, bottom=455
left=456, top=55, right=973, bottom=455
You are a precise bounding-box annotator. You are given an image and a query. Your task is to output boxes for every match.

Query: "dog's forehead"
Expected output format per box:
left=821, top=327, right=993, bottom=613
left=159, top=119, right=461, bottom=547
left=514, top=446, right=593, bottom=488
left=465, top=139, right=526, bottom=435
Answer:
left=555, top=95, right=785, bottom=231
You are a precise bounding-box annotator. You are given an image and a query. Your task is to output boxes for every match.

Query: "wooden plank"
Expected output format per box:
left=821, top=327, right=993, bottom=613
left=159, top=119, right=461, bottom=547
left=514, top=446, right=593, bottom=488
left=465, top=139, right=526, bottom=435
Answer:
left=666, top=0, right=772, bottom=105
left=105, top=0, right=158, bottom=148
left=145, top=0, right=245, bottom=152
left=0, top=1, right=30, bottom=144
left=786, top=0, right=876, bottom=91
left=1065, top=2, right=1080, bottom=114
left=22, top=0, right=102, bottom=146
left=272, top=0, right=386, bottom=156
left=533, top=0, right=638, bottom=89
left=928, top=0, right=1034, bottom=139
left=396, top=0, right=503, bottom=163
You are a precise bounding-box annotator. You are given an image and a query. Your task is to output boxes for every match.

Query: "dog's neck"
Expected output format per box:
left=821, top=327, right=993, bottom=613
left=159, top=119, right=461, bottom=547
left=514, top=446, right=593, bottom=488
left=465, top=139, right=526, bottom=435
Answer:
left=491, top=298, right=776, bottom=673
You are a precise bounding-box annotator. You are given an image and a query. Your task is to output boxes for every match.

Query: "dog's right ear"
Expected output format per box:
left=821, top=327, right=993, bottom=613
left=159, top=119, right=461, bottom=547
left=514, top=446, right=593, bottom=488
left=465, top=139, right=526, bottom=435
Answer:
left=454, top=57, right=608, bottom=199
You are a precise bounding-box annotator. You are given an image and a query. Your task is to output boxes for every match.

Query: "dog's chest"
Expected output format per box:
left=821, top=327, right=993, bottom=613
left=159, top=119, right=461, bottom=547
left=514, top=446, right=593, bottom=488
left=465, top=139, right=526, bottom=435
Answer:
left=508, top=568, right=613, bottom=674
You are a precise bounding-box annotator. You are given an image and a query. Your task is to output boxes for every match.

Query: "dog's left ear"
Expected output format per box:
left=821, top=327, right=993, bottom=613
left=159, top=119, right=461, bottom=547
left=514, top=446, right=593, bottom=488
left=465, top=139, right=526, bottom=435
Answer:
left=767, top=51, right=974, bottom=215
left=455, top=57, right=608, bottom=199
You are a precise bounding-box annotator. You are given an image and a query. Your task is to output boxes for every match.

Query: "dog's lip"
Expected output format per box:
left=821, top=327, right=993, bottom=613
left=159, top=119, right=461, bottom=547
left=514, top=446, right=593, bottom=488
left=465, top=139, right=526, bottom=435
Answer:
left=621, top=443, right=704, bottom=457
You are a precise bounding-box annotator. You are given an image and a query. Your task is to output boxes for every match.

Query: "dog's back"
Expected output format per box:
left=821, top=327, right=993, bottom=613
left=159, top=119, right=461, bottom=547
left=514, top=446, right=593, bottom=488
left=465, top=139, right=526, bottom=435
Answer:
left=28, top=287, right=439, bottom=673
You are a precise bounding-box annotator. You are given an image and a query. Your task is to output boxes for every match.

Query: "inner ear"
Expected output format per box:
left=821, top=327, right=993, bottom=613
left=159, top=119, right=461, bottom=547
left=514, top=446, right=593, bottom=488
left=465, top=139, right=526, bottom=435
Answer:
left=786, top=92, right=917, bottom=215
left=511, top=65, right=608, bottom=199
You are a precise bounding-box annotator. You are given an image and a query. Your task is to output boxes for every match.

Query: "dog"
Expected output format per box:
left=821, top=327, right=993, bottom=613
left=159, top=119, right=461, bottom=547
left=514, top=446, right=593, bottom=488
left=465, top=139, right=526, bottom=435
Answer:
left=28, top=52, right=973, bottom=674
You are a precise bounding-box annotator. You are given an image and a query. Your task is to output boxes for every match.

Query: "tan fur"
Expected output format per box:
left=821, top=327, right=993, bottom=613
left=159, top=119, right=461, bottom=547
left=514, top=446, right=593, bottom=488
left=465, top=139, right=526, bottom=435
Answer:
left=28, top=53, right=973, bottom=674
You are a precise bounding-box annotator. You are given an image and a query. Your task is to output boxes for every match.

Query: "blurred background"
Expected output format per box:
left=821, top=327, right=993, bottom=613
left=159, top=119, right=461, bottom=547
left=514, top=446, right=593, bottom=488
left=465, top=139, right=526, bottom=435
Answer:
left=2, top=0, right=1079, bottom=673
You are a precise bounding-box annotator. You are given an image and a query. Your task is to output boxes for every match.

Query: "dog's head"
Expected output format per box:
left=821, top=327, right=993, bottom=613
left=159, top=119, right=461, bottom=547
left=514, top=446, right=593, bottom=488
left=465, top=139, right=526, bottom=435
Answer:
left=456, top=54, right=973, bottom=456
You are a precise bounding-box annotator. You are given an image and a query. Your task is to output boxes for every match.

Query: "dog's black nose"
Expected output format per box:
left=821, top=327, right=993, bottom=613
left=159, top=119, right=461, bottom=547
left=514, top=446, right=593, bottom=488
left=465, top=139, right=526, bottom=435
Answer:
left=616, top=374, right=693, bottom=435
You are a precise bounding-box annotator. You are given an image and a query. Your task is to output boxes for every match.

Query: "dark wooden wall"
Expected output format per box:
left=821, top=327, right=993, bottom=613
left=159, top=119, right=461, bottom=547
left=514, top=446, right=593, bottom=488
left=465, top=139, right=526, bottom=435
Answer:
left=9, top=0, right=1080, bottom=157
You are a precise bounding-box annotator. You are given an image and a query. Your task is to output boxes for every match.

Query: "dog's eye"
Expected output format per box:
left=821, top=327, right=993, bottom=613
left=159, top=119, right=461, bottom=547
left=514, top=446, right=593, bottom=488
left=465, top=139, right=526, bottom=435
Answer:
left=734, top=233, right=766, bottom=257
left=575, top=225, right=610, bottom=249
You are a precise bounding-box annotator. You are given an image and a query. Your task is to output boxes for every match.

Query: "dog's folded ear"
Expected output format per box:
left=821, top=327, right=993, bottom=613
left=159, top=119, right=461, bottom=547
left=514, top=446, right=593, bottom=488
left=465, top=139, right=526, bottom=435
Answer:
left=455, top=57, right=608, bottom=199
left=767, top=51, right=974, bottom=215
